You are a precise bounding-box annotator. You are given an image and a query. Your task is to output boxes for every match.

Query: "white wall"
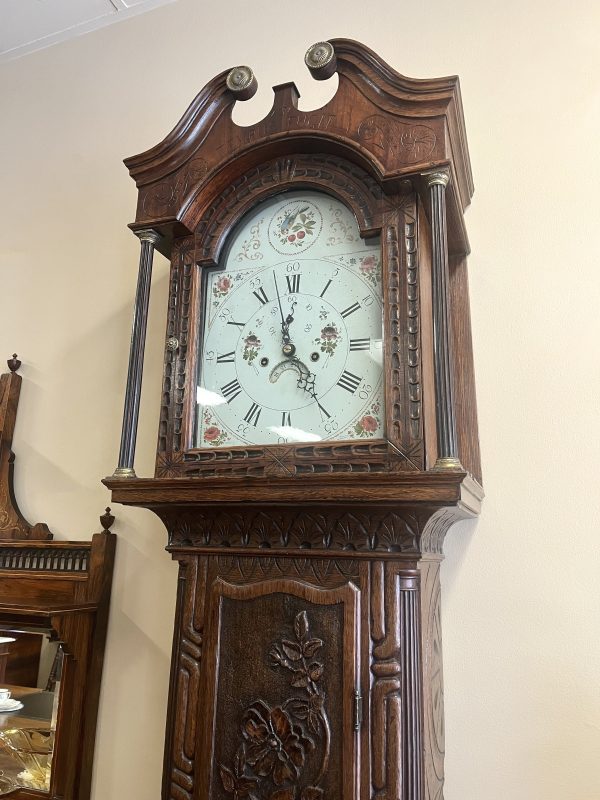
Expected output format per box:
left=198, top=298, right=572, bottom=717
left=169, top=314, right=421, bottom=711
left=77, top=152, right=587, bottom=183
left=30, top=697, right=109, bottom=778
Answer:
left=1, top=1, right=599, bottom=797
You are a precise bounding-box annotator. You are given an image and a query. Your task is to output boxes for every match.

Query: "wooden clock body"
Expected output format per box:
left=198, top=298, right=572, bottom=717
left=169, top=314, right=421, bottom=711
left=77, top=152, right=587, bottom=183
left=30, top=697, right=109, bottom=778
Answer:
left=106, top=39, right=482, bottom=800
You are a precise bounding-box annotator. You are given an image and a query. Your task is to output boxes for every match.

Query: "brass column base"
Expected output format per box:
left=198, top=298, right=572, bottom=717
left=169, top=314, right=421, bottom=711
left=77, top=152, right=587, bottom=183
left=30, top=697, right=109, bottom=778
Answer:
left=110, top=467, right=137, bottom=479
left=432, top=457, right=464, bottom=472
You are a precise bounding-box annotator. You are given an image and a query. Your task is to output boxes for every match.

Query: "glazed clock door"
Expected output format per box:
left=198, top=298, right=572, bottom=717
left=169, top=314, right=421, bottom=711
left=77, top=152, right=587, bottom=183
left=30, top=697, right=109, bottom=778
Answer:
left=197, top=575, right=360, bottom=800
left=196, top=190, right=385, bottom=449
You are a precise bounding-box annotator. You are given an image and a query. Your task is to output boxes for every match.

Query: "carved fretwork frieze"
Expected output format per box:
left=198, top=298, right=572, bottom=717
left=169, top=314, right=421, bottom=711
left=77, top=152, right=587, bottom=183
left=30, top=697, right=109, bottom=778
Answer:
left=160, top=504, right=464, bottom=556
left=172, top=440, right=420, bottom=479
left=164, top=507, right=419, bottom=554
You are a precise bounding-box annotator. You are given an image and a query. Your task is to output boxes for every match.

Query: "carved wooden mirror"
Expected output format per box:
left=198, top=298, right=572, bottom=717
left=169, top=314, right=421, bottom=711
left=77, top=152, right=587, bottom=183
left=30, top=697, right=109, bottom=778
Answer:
left=106, top=39, right=483, bottom=800
left=0, top=356, right=115, bottom=799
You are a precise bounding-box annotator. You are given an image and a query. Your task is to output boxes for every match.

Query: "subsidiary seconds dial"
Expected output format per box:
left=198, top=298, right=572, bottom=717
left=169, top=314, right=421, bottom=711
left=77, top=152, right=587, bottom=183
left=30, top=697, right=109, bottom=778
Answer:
left=196, top=191, right=385, bottom=448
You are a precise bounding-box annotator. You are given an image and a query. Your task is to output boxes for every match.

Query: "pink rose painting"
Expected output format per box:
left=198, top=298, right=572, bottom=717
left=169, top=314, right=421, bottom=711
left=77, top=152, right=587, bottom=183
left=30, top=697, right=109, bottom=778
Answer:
left=212, top=274, right=234, bottom=307
left=360, top=415, right=378, bottom=432
left=202, top=411, right=228, bottom=447
left=203, top=426, right=220, bottom=442
left=359, top=254, right=380, bottom=286
left=352, top=406, right=380, bottom=438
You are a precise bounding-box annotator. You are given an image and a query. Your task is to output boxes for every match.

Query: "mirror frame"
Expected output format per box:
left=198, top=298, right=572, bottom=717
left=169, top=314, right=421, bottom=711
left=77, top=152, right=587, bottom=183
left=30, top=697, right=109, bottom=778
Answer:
left=0, top=358, right=116, bottom=799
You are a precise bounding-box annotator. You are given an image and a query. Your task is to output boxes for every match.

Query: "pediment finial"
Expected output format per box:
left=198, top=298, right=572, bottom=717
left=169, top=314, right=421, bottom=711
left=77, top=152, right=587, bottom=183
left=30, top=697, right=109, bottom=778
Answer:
left=305, top=41, right=337, bottom=80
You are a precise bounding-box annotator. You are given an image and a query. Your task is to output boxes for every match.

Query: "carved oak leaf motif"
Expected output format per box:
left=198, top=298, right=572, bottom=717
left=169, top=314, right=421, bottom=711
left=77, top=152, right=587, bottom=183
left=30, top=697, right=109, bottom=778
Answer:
left=295, top=610, right=308, bottom=640
left=242, top=702, right=311, bottom=785
left=285, top=694, right=325, bottom=735
left=219, top=763, right=259, bottom=799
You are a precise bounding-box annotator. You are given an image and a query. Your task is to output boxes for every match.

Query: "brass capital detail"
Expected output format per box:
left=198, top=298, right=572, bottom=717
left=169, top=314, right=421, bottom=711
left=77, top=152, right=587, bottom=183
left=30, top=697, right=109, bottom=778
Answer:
left=135, top=229, right=161, bottom=246
left=424, top=171, right=450, bottom=189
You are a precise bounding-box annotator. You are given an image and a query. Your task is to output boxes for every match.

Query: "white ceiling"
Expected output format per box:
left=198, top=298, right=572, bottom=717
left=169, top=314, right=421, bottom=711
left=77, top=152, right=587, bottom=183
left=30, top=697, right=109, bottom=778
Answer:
left=0, top=0, right=176, bottom=63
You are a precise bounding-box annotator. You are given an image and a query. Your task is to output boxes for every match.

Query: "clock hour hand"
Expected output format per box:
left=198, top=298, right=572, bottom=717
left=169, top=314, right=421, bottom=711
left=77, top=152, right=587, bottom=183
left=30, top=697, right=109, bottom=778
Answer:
left=296, top=366, right=330, bottom=420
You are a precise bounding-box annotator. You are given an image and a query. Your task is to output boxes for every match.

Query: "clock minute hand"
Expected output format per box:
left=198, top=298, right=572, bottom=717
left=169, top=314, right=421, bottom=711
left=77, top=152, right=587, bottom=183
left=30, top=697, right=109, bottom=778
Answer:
left=273, top=271, right=289, bottom=341
left=273, top=271, right=296, bottom=356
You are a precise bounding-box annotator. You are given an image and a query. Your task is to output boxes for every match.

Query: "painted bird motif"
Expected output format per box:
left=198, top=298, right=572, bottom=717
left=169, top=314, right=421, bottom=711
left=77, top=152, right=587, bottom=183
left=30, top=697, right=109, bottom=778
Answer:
left=280, top=205, right=309, bottom=234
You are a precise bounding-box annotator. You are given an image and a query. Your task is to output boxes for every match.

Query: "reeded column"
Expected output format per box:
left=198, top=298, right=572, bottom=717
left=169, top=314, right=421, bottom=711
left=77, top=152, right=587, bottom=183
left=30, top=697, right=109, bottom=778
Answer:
left=112, top=229, right=161, bottom=478
left=425, top=171, right=463, bottom=471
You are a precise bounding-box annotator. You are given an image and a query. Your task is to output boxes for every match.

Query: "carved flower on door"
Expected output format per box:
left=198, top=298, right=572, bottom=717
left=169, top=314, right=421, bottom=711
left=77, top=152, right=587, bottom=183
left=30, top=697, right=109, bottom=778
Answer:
left=219, top=611, right=329, bottom=800
left=243, top=702, right=311, bottom=784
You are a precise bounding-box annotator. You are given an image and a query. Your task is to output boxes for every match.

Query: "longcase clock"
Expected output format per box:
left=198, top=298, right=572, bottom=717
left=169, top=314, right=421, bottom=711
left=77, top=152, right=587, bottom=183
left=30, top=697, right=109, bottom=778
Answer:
left=105, top=39, right=483, bottom=800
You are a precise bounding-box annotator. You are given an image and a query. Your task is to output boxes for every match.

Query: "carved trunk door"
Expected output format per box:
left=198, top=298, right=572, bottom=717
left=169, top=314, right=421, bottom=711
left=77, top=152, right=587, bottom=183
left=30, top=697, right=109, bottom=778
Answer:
left=197, top=576, right=360, bottom=800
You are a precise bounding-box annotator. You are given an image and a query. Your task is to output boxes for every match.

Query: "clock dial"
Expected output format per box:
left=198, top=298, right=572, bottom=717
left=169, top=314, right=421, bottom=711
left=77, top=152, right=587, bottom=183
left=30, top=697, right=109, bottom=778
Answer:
left=195, top=191, right=385, bottom=448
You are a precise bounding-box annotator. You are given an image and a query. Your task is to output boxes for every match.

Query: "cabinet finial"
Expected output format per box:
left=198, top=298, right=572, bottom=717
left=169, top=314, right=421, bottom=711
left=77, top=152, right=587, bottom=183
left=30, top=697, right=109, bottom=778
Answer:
left=7, top=354, right=20, bottom=373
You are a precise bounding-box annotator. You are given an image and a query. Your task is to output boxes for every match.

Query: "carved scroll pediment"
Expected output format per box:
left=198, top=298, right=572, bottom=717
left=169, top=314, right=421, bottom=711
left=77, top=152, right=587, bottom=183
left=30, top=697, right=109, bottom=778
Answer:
left=125, top=38, right=473, bottom=254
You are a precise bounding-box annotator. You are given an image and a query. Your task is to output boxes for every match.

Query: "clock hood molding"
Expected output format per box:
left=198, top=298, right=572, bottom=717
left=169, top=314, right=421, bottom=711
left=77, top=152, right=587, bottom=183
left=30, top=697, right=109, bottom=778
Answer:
left=124, top=38, right=473, bottom=258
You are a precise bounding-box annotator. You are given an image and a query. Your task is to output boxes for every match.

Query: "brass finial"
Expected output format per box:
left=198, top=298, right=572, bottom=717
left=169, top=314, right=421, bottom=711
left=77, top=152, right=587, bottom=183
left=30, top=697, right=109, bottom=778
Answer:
left=7, top=354, right=21, bottom=373
left=226, top=66, right=257, bottom=101
left=305, top=41, right=336, bottom=80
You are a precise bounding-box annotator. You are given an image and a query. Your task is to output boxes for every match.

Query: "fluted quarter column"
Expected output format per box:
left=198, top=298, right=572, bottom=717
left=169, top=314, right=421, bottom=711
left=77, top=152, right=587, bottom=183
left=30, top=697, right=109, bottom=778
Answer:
left=425, top=171, right=463, bottom=471
left=112, top=229, right=161, bottom=478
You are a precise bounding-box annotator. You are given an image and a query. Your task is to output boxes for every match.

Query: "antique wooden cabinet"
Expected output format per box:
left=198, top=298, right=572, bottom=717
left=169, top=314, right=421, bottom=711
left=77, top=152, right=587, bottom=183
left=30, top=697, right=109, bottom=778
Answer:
left=0, top=356, right=116, bottom=799
left=105, top=39, right=482, bottom=800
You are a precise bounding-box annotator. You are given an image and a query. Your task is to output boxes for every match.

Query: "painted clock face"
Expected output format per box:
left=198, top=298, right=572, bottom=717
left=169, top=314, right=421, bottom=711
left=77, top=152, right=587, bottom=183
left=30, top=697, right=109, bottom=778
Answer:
left=195, top=190, right=384, bottom=448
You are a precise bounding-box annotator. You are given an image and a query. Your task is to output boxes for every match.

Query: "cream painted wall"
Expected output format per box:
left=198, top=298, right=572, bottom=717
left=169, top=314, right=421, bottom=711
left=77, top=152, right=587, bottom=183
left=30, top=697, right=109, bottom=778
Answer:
left=1, top=0, right=599, bottom=797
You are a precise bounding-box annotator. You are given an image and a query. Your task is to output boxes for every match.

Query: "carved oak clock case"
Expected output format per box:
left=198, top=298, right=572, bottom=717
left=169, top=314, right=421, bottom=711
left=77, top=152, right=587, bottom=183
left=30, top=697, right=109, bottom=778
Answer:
left=105, top=39, right=483, bottom=800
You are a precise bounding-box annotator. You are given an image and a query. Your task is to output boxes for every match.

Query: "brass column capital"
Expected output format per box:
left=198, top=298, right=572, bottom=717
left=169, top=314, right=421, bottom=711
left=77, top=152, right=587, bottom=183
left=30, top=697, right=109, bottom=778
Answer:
left=135, top=228, right=162, bottom=246
left=424, top=170, right=450, bottom=189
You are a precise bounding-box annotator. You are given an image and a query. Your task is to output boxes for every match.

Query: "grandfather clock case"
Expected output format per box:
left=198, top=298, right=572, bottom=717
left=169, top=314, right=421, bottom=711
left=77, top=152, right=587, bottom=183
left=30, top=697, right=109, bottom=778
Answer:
left=106, top=40, right=482, bottom=800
